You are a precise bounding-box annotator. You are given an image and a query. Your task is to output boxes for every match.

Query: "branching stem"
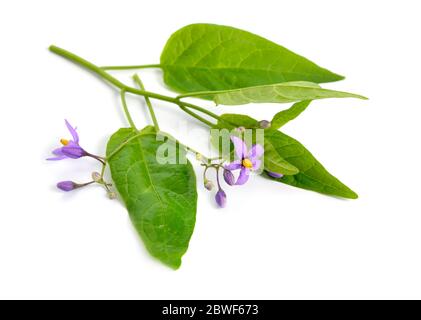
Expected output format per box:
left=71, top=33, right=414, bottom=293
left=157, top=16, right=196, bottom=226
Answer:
left=120, top=90, right=137, bottom=130
left=101, top=64, right=161, bottom=71
left=49, top=45, right=220, bottom=127
left=132, top=74, right=160, bottom=130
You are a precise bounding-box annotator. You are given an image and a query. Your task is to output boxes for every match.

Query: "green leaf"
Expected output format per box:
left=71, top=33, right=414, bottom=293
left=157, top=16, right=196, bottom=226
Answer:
left=106, top=127, right=197, bottom=269
left=214, top=114, right=358, bottom=199
left=160, top=23, right=344, bottom=94
left=216, top=113, right=260, bottom=129
left=264, top=129, right=358, bottom=199
left=212, top=114, right=299, bottom=175
left=179, top=81, right=367, bottom=105
left=263, top=139, right=299, bottom=175
left=271, top=100, right=312, bottom=129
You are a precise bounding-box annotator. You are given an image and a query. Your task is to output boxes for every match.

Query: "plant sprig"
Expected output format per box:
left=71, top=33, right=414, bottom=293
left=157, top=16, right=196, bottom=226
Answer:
left=47, top=23, right=366, bottom=269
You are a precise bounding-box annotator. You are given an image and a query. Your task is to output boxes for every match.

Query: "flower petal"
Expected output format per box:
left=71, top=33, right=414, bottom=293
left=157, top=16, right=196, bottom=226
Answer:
left=235, top=167, right=250, bottom=185
left=47, top=155, right=67, bottom=161
left=66, top=141, right=79, bottom=148
left=61, top=146, right=86, bottom=159
left=249, top=144, right=264, bottom=159
left=252, top=159, right=262, bottom=170
left=267, top=171, right=284, bottom=179
left=230, top=136, right=247, bottom=159
left=52, top=147, right=65, bottom=156
left=47, top=147, right=67, bottom=160
left=224, top=160, right=242, bottom=171
left=65, top=119, right=79, bottom=143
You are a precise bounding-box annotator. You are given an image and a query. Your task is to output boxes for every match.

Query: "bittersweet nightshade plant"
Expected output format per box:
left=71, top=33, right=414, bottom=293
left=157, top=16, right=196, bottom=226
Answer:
left=47, top=23, right=367, bottom=269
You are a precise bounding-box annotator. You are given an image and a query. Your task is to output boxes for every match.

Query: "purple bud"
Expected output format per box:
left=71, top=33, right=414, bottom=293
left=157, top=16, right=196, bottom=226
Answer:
left=61, top=146, right=87, bottom=159
left=267, top=171, right=284, bottom=179
left=235, top=126, right=246, bottom=133
left=259, top=120, right=271, bottom=129
left=57, top=181, right=77, bottom=192
left=215, top=189, right=227, bottom=208
left=204, top=180, right=214, bottom=191
left=223, top=169, right=235, bottom=186
left=91, top=172, right=102, bottom=182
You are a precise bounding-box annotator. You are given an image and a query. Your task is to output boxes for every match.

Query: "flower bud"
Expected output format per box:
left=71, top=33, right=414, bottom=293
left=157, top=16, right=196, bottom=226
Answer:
left=215, top=189, right=227, bottom=208
left=57, top=181, right=77, bottom=192
left=235, top=126, right=246, bottom=133
left=204, top=179, right=214, bottom=191
left=223, top=169, right=235, bottom=186
left=259, top=120, right=271, bottom=129
left=92, top=172, right=102, bottom=182
left=267, top=171, right=284, bottom=179
left=107, top=191, right=117, bottom=199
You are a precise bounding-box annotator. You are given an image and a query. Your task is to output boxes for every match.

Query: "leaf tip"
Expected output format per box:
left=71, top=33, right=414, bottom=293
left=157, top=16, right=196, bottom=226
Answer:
left=348, top=92, right=368, bottom=100
left=336, top=74, right=346, bottom=81
left=167, top=259, right=182, bottom=270
left=341, top=189, right=358, bottom=199
left=331, top=72, right=346, bottom=82
left=322, top=72, right=346, bottom=83
left=349, top=191, right=359, bottom=199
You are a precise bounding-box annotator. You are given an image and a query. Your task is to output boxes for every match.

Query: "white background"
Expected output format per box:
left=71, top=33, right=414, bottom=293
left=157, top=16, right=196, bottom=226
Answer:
left=1, top=0, right=420, bottom=300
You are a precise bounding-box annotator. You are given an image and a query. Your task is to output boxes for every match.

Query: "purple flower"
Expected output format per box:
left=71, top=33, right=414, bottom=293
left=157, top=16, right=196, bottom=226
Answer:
left=48, top=120, right=87, bottom=160
left=215, top=189, right=227, bottom=208
left=57, top=181, right=77, bottom=192
left=223, top=169, right=235, bottom=186
left=267, top=171, right=284, bottom=179
left=224, top=136, right=264, bottom=185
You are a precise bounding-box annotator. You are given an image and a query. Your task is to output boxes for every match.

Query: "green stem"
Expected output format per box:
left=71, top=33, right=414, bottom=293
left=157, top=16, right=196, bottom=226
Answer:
left=49, top=46, right=223, bottom=127
left=100, top=162, right=106, bottom=179
left=120, top=90, right=137, bottom=130
left=101, top=64, right=161, bottom=71
left=48, top=46, right=171, bottom=102
left=178, top=105, right=214, bottom=127
left=131, top=76, right=216, bottom=160
left=132, top=74, right=160, bottom=131
left=179, top=101, right=220, bottom=121
left=49, top=46, right=129, bottom=90
left=203, top=166, right=209, bottom=182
